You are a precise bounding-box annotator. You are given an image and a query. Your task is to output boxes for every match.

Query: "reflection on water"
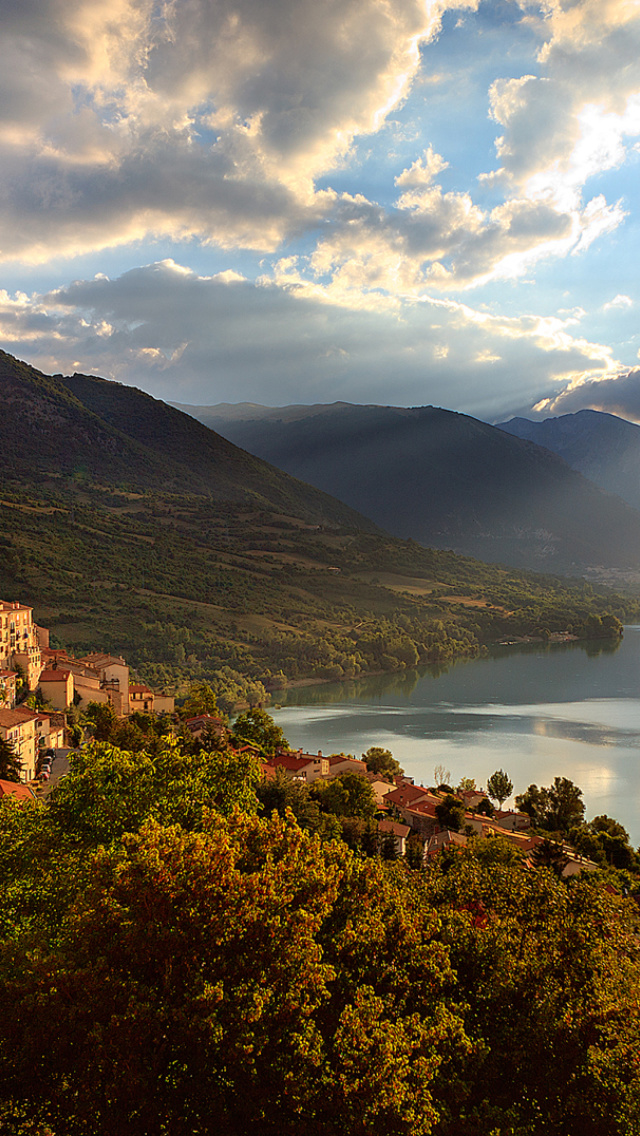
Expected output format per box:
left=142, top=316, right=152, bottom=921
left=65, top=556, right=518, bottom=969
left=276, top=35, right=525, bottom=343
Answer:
left=274, top=628, right=640, bottom=843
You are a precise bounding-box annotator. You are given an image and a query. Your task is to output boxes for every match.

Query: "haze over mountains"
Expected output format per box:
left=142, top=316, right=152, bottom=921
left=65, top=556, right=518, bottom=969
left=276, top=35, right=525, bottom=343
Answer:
left=498, top=410, right=640, bottom=514
left=176, top=400, right=640, bottom=574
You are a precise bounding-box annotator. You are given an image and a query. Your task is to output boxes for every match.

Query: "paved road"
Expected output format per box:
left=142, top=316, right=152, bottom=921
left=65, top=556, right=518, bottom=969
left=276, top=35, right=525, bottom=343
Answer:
left=35, top=747, right=72, bottom=798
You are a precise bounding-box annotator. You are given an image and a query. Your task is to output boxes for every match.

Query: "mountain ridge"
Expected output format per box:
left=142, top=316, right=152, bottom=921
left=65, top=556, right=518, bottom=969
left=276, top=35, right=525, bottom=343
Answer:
left=180, top=399, right=640, bottom=573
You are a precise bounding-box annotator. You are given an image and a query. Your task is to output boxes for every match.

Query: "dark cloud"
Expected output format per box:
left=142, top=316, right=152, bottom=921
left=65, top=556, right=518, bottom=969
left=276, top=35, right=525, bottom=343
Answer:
left=540, top=370, right=640, bottom=421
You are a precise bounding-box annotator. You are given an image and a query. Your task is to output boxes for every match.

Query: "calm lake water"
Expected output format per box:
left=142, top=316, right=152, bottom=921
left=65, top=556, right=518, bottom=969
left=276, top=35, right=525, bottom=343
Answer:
left=273, top=626, right=640, bottom=843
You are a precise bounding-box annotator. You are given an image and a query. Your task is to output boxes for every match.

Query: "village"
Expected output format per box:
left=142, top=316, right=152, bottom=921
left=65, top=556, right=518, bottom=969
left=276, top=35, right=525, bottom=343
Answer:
left=0, top=596, right=601, bottom=876
left=0, top=597, right=174, bottom=784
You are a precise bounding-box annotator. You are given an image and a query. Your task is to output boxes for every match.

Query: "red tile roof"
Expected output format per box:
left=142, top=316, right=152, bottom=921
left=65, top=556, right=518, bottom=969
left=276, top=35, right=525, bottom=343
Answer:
left=0, top=779, right=36, bottom=802
left=40, top=669, right=71, bottom=682
left=385, top=784, right=431, bottom=809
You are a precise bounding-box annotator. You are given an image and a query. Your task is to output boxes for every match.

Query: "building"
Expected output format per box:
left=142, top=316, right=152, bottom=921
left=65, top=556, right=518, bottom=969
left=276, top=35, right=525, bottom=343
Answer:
left=270, top=751, right=330, bottom=782
left=38, top=669, right=74, bottom=711
left=79, top=653, right=130, bottom=716
left=0, top=708, right=38, bottom=781
left=377, top=818, right=411, bottom=856
left=129, top=684, right=155, bottom=713
left=0, top=600, right=42, bottom=690
left=0, top=779, right=36, bottom=803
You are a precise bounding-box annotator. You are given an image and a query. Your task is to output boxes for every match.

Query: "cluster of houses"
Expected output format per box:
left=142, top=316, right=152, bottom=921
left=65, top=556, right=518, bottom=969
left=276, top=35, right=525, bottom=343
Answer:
left=0, top=598, right=598, bottom=875
left=248, top=742, right=597, bottom=876
left=0, top=598, right=173, bottom=782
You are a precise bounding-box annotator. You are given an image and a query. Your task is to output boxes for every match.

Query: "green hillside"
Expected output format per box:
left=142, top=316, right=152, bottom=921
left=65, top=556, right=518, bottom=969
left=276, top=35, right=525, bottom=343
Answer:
left=0, top=352, right=635, bottom=694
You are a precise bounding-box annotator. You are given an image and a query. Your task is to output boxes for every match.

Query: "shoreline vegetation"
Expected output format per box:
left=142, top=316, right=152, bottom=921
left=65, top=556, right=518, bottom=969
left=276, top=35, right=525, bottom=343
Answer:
left=1, top=484, right=633, bottom=711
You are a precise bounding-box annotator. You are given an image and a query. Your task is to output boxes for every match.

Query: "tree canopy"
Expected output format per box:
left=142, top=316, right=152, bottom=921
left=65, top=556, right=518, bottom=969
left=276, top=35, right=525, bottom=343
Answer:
left=1, top=742, right=640, bottom=1135
left=362, top=746, right=404, bottom=781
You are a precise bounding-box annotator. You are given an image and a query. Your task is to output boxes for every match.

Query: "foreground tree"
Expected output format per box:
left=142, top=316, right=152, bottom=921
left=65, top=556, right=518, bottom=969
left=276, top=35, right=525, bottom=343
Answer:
left=486, top=769, right=513, bottom=808
left=0, top=737, right=22, bottom=783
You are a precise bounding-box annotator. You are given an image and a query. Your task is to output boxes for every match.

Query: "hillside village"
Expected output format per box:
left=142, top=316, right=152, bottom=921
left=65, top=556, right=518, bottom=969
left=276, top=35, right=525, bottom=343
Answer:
left=0, top=595, right=604, bottom=876
left=0, top=598, right=173, bottom=782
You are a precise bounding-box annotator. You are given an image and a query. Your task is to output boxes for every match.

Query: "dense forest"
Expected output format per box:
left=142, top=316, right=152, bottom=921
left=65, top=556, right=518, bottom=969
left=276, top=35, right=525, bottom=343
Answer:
left=1, top=737, right=640, bottom=1136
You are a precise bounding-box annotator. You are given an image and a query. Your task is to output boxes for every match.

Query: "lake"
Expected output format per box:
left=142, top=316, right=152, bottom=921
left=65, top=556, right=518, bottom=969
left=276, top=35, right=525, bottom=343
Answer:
left=272, top=626, right=640, bottom=843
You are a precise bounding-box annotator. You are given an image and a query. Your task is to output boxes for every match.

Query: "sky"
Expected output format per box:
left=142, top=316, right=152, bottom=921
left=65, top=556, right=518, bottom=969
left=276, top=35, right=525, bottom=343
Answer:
left=1, top=0, right=640, bottom=422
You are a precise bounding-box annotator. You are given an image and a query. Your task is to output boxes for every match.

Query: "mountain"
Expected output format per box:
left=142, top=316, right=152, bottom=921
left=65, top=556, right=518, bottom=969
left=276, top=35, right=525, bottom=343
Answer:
left=497, top=410, right=640, bottom=512
left=174, top=400, right=640, bottom=573
left=2, top=352, right=633, bottom=696
left=0, top=351, right=371, bottom=529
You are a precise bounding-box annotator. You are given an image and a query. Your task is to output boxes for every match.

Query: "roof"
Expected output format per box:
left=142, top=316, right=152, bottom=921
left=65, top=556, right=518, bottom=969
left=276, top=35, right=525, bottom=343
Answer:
left=79, top=652, right=127, bottom=668
left=0, top=779, right=36, bottom=802
left=271, top=754, right=315, bottom=772
left=378, top=819, right=411, bottom=838
left=3, top=706, right=39, bottom=723
left=39, top=669, right=71, bottom=682
left=0, top=708, right=38, bottom=729
left=0, top=670, right=17, bottom=680
left=385, top=784, right=431, bottom=808
left=327, top=753, right=366, bottom=767
left=129, top=684, right=153, bottom=695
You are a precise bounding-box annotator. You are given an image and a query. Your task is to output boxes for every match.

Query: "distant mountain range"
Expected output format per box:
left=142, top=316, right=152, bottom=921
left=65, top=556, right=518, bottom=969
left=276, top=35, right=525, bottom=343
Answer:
left=497, top=410, right=640, bottom=513
left=174, top=399, right=640, bottom=573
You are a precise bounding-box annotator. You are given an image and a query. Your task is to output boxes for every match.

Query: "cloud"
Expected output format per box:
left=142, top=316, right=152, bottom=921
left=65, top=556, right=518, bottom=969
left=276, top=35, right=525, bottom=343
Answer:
left=0, top=0, right=479, bottom=263
left=603, top=293, right=633, bottom=311
left=534, top=368, right=640, bottom=421
left=0, top=260, right=623, bottom=418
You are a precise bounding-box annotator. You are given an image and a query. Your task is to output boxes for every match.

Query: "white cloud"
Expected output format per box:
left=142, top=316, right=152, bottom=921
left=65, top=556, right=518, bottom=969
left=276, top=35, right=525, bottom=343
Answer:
left=603, top=293, right=634, bottom=310
left=0, top=0, right=479, bottom=263
left=0, top=261, right=623, bottom=418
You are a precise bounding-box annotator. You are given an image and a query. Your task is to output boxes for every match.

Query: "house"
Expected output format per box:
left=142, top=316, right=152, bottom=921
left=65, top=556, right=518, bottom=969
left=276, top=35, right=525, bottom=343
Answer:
left=424, top=829, right=468, bottom=859
left=364, top=772, right=399, bottom=807
left=377, top=818, right=411, bottom=856
left=400, top=798, right=442, bottom=838
left=185, top=714, right=227, bottom=741
left=326, top=753, right=368, bottom=779
left=38, top=669, right=74, bottom=711
left=0, top=708, right=38, bottom=781
left=34, top=711, right=66, bottom=750
left=270, top=752, right=329, bottom=782
left=129, top=684, right=155, bottom=713
left=79, top=653, right=131, bottom=715
left=491, top=809, right=531, bottom=832
left=384, top=783, right=433, bottom=811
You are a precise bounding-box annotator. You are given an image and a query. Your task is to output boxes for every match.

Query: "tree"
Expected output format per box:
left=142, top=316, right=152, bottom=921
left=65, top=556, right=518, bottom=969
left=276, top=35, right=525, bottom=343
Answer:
left=486, top=769, right=513, bottom=808
left=83, top=700, right=117, bottom=742
left=231, top=707, right=290, bottom=756
left=312, top=771, right=377, bottom=820
left=0, top=737, right=22, bottom=783
left=180, top=681, right=221, bottom=720
left=433, top=763, right=451, bottom=787
left=363, top=746, right=403, bottom=782
left=516, top=777, right=585, bottom=835
left=435, top=793, right=466, bottom=833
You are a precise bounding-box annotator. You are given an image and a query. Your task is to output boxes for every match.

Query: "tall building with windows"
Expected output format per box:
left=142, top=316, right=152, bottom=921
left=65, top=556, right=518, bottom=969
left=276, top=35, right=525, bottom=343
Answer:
left=0, top=601, right=43, bottom=691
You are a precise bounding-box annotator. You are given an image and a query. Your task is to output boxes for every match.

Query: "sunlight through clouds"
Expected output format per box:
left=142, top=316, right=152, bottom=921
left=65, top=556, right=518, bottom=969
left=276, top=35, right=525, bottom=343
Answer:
left=0, top=0, right=639, bottom=414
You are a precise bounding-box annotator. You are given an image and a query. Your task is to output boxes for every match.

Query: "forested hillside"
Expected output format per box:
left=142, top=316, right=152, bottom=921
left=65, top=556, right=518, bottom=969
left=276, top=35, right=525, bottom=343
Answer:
left=1, top=739, right=639, bottom=1136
